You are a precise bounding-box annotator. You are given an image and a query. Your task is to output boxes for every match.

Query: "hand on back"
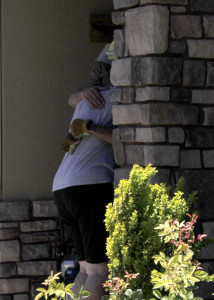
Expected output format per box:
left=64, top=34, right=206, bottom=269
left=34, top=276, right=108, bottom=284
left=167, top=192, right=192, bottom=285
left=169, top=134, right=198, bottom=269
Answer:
left=82, top=87, right=107, bottom=109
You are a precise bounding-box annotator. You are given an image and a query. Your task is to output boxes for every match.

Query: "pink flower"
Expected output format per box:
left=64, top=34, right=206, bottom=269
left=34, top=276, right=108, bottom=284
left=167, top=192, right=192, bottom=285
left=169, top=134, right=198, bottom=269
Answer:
left=197, top=234, right=207, bottom=241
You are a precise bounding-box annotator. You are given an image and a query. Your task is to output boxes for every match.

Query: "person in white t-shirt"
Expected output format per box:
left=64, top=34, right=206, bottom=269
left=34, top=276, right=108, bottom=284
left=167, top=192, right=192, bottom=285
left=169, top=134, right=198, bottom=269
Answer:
left=53, top=47, right=116, bottom=300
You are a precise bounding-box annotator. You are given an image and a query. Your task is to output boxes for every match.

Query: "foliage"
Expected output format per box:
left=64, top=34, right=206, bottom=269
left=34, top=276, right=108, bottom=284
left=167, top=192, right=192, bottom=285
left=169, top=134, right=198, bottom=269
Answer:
left=34, top=271, right=90, bottom=300
left=151, top=214, right=214, bottom=300
left=105, top=164, right=196, bottom=298
left=102, top=271, right=142, bottom=300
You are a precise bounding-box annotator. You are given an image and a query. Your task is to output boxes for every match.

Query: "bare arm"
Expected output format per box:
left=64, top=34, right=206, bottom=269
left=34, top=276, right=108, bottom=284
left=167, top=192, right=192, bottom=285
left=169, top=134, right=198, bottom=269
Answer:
left=68, top=87, right=107, bottom=109
left=88, top=124, right=113, bottom=144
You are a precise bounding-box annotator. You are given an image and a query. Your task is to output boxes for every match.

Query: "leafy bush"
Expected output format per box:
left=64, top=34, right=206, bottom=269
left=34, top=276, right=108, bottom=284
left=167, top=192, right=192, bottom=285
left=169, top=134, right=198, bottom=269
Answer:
left=34, top=271, right=90, bottom=300
left=105, top=164, right=196, bottom=298
left=102, top=271, right=142, bottom=300
left=151, top=214, right=214, bottom=300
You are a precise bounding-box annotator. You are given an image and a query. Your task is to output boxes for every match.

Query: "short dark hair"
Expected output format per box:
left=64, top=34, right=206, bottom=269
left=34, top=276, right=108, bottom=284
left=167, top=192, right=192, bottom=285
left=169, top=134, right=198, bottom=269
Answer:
left=91, top=62, right=111, bottom=86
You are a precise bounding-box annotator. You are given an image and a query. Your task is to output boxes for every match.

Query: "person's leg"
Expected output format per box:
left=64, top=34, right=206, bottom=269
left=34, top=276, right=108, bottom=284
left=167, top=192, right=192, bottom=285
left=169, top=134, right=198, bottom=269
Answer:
left=54, top=188, right=87, bottom=292
left=75, top=183, right=113, bottom=299
left=71, top=261, right=87, bottom=294
left=83, top=262, right=108, bottom=300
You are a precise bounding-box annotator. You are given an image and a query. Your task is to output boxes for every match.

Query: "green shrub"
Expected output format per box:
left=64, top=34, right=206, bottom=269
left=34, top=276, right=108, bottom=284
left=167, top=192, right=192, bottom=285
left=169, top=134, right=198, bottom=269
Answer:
left=151, top=214, right=214, bottom=300
left=105, top=164, right=196, bottom=299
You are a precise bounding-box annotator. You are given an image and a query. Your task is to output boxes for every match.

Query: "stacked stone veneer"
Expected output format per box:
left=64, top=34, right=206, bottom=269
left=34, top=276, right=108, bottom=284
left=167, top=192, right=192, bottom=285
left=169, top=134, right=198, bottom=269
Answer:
left=111, top=0, right=214, bottom=298
left=0, top=200, right=61, bottom=300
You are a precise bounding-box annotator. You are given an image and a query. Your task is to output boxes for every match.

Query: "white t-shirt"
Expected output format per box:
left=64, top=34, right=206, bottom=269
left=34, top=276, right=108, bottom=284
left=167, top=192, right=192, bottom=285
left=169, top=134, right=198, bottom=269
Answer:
left=52, top=87, right=116, bottom=192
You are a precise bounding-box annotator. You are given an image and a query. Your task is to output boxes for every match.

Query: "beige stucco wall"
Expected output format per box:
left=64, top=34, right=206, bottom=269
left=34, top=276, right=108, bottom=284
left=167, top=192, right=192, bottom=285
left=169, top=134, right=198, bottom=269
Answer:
left=1, top=0, right=113, bottom=200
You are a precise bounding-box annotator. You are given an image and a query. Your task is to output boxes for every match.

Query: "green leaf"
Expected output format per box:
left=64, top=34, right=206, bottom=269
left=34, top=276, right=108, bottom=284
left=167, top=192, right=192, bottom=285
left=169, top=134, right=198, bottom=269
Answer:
left=81, top=290, right=90, bottom=298
left=131, top=289, right=143, bottom=299
left=78, top=285, right=83, bottom=294
left=161, top=296, right=169, bottom=300
left=65, top=283, right=74, bottom=290
left=186, top=266, right=196, bottom=277
left=187, top=291, right=194, bottom=299
left=160, top=252, right=166, bottom=258
left=153, top=290, right=162, bottom=299
left=36, top=288, right=47, bottom=293
left=66, top=291, right=77, bottom=300
left=188, top=276, right=200, bottom=282
left=194, top=270, right=208, bottom=280
left=153, top=282, right=164, bottom=289
left=125, top=289, right=133, bottom=297
left=160, top=261, right=168, bottom=269
left=34, top=292, right=44, bottom=300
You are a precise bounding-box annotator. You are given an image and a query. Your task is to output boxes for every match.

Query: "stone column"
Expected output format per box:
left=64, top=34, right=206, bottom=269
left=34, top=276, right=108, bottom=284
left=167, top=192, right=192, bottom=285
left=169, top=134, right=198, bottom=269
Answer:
left=111, top=0, right=214, bottom=298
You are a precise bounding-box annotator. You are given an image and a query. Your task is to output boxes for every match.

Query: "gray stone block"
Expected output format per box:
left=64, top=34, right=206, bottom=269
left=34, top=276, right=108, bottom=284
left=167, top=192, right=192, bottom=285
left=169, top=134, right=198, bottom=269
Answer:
left=17, top=261, right=57, bottom=276
left=113, top=104, right=199, bottom=126
left=120, top=128, right=135, bottom=142
left=192, top=90, right=214, bottom=104
left=112, top=105, right=140, bottom=125
left=114, top=29, right=124, bottom=58
left=149, top=169, right=170, bottom=185
left=133, top=57, right=183, bottom=86
left=168, top=40, right=186, bottom=54
left=171, top=88, right=191, bottom=102
left=194, top=282, right=214, bottom=299
left=20, top=231, right=60, bottom=244
left=0, top=296, right=12, bottom=300
left=203, top=150, right=214, bottom=168
left=0, top=228, right=19, bottom=240
left=170, top=6, right=186, bottom=12
left=20, top=220, right=57, bottom=232
left=183, top=60, right=206, bottom=86
left=0, top=222, right=18, bottom=229
left=180, top=150, right=201, bottom=169
left=125, top=6, right=169, bottom=56
left=114, top=167, right=132, bottom=188
left=202, top=222, right=214, bottom=238
left=0, top=202, right=29, bottom=222
left=188, top=40, right=214, bottom=58
left=203, top=16, right=214, bottom=37
left=114, top=0, right=139, bottom=9
left=171, top=15, right=202, bottom=39
left=168, top=127, right=185, bottom=144
left=22, top=243, right=50, bottom=260
left=175, top=170, right=214, bottom=220
left=112, top=11, right=125, bottom=25
left=126, top=145, right=145, bottom=165
left=123, top=88, right=135, bottom=103
left=190, top=0, right=214, bottom=12
left=0, top=240, right=20, bottom=262
left=202, top=261, right=214, bottom=274
left=110, top=88, right=122, bottom=103
left=110, top=58, right=132, bottom=87
left=13, top=295, right=29, bottom=300
left=136, top=127, right=166, bottom=143
left=185, top=128, right=214, bottom=148
left=144, top=145, right=179, bottom=166
left=136, top=87, right=170, bottom=102
left=203, top=107, right=214, bottom=126
left=141, top=0, right=188, bottom=4
left=0, top=263, right=16, bottom=278
left=206, top=62, right=214, bottom=86
left=198, top=243, right=214, bottom=259
left=0, top=279, right=29, bottom=294
left=32, top=200, right=58, bottom=218
left=112, top=128, right=126, bottom=165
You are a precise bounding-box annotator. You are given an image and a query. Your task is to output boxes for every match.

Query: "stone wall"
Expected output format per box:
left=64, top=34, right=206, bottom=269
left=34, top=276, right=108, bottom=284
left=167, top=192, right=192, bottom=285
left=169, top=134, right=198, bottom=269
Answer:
left=0, top=200, right=62, bottom=300
left=111, top=0, right=214, bottom=298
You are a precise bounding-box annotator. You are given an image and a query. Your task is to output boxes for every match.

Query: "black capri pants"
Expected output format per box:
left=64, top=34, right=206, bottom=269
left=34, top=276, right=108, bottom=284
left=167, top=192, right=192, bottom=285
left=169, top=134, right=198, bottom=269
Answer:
left=53, top=183, right=114, bottom=264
